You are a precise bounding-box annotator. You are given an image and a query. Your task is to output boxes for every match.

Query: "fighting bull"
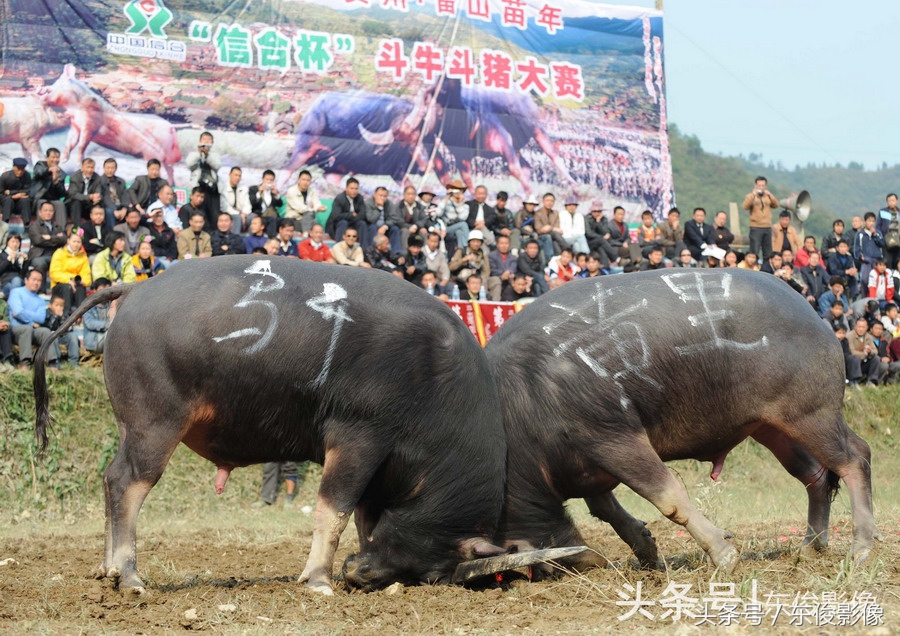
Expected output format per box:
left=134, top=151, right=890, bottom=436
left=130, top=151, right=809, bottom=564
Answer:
left=38, top=64, right=181, bottom=182
left=284, top=89, right=434, bottom=187
left=0, top=95, right=69, bottom=161
left=34, top=258, right=510, bottom=595
left=486, top=269, right=877, bottom=573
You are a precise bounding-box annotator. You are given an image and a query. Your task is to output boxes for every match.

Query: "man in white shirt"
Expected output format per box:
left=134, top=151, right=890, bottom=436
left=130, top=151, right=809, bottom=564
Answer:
left=145, top=185, right=182, bottom=233
left=285, top=169, right=326, bottom=236
left=219, top=166, right=252, bottom=232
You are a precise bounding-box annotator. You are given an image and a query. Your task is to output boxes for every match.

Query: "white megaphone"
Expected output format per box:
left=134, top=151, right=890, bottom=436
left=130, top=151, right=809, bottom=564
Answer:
left=780, top=190, right=811, bottom=222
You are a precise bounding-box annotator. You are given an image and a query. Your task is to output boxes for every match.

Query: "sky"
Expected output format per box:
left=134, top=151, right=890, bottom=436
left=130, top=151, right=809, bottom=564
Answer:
left=606, top=0, right=900, bottom=170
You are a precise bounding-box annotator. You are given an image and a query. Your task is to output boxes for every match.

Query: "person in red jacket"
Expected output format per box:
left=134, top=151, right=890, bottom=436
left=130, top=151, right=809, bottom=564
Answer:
left=297, top=223, right=334, bottom=263
left=867, top=259, right=895, bottom=309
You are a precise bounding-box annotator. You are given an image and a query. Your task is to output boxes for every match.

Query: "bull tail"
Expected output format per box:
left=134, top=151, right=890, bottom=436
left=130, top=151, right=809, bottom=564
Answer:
left=34, top=285, right=133, bottom=454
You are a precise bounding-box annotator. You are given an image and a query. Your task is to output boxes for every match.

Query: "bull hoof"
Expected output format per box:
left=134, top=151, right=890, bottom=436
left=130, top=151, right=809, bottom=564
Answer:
left=710, top=545, right=739, bottom=574
left=106, top=566, right=121, bottom=580
left=851, top=547, right=871, bottom=565
left=306, top=581, right=334, bottom=596
left=94, top=564, right=109, bottom=580
left=118, top=572, right=147, bottom=596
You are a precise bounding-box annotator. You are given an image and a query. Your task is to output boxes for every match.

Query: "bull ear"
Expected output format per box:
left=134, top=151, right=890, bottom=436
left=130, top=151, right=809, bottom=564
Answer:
left=458, top=538, right=506, bottom=559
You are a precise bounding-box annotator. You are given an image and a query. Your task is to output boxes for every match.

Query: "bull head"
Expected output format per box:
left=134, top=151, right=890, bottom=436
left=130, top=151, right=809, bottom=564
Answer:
left=451, top=545, right=591, bottom=584
left=358, top=86, right=437, bottom=151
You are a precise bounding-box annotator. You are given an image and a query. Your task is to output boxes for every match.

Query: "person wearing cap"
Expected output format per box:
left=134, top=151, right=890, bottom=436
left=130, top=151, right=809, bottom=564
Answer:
left=584, top=202, right=615, bottom=267
left=365, top=185, right=406, bottom=254
left=145, top=184, right=181, bottom=233
left=48, top=229, right=91, bottom=315
left=534, top=192, right=567, bottom=261
left=29, top=148, right=67, bottom=229
left=449, top=229, right=490, bottom=292
left=490, top=191, right=520, bottom=251
left=440, top=180, right=470, bottom=255
left=403, top=234, right=428, bottom=285
left=559, top=197, right=589, bottom=255
left=658, top=207, right=685, bottom=261
left=465, top=185, right=496, bottom=248
left=771, top=209, right=801, bottom=261
left=0, top=158, right=33, bottom=224
left=514, top=194, right=540, bottom=243
left=64, top=157, right=103, bottom=227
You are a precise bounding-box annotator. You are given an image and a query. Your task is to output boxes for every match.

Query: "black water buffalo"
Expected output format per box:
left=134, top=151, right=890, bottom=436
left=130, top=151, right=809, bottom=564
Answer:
left=34, top=257, right=506, bottom=594
left=283, top=90, right=432, bottom=186
left=486, top=269, right=877, bottom=573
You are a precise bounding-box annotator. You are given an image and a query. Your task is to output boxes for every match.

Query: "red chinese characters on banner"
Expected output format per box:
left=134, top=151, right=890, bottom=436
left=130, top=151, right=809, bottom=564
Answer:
left=500, top=0, right=527, bottom=29
left=446, top=301, right=482, bottom=343
left=447, top=46, right=477, bottom=85
left=412, top=41, right=444, bottom=81
left=374, top=39, right=409, bottom=80
left=536, top=4, right=564, bottom=34
left=516, top=56, right=550, bottom=97
left=480, top=50, right=513, bottom=90
left=465, top=0, right=490, bottom=21
left=381, top=0, right=408, bottom=10
left=551, top=62, right=585, bottom=101
left=435, top=0, right=457, bottom=16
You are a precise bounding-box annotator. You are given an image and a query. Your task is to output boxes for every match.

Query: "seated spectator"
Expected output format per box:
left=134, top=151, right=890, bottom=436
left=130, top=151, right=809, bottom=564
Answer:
left=210, top=212, right=246, bottom=257
left=771, top=210, right=801, bottom=259
left=684, top=207, right=714, bottom=261
left=366, top=186, right=406, bottom=254
left=704, top=255, right=720, bottom=268
left=821, top=219, right=846, bottom=254
left=870, top=321, right=899, bottom=381
left=176, top=212, right=213, bottom=260
left=147, top=206, right=177, bottom=268
left=466, top=185, right=497, bottom=249
left=113, top=208, right=151, bottom=256
left=1, top=157, right=33, bottom=224
left=42, top=294, right=80, bottom=368
left=721, top=250, right=739, bottom=268
left=640, top=246, right=667, bottom=271
left=889, top=321, right=900, bottom=366
left=399, top=185, right=427, bottom=239
left=501, top=273, right=534, bottom=302
left=99, top=158, right=131, bottom=229
left=834, top=324, right=862, bottom=387
left=264, top=238, right=281, bottom=256
left=777, top=262, right=805, bottom=294
left=327, top=177, right=368, bottom=247
left=800, top=252, right=829, bottom=307
left=403, top=234, right=427, bottom=285
left=881, top=302, right=900, bottom=336
left=423, top=231, right=450, bottom=287
left=145, top=184, right=181, bottom=232
left=867, top=259, right=895, bottom=309
left=847, top=316, right=887, bottom=386
left=674, top=247, right=698, bottom=268
left=826, top=240, right=859, bottom=299
left=794, top=235, right=820, bottom=269
left=83, top=277, right=114, bottom=354
left=128, top=158, right=169, bottom=217
left=27, top=200, right=67, bottom=277
left=560, top=198, right=589, bottom=255
left=30, top=148, right=67, bottom=229
left=80, top=204, right=108, bottom=258
left=219, top=166, right=252, bottom=232
left=0, top=292, right=16, bottom=371
left=92, top=231, right=136, bottom=285
left=490, top=191, right=520, bottom=251
left=861, top=299, right=882, bottom=329
left=517, top=238, right=548, bottom=297
left=824, top=299, right=850, bottom=332
left=49, top=230, right=91, bottom=314
left=331, top=226, right=369, bottom=267
left=711, top=211, right=735, bottom=250
left=178, top=186, right=207, bottom=232
left=366, top=234, right=405, bottom=276
left=298, top=223, right=334, bottom=263
left=761, top=252, right=783, bottom=275
left=284, top=169, right=326, bottom=236
left=64, top=158, right=102, bottom=227
left=636, top=209, right=663, bottom=258
left=818, top=277, right=851, bottom=318
left=487, top=234, right=518, bottom=301
left=461, top=273, right=485, bottom=302
left=441, top=182, right=471, bottom=255
left=547, top=248, right=580, bottom=287
left=657, top=207, right=684, bottom=261
left=577, top=252, right=608, bottom=278
left=131, top=239, right=162, bottom=280
left=0, top=233, right=26, bottom=298
left=249, top=170, right=283, bottom=235
left=419, top=270, right=448, bottom=300
left=514, top=195, right=540, bottom=246
left=8, top=269, right=58, bottom=370
left=243, top=216, right=269, bottom=255
left=737, top=251, right=760, bottom=271
left=449, top=230, right=490, bottom=291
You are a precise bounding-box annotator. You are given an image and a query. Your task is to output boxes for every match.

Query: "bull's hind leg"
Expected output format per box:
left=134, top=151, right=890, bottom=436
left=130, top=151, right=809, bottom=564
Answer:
left=102, top=428, right=181, bottom=594
left=599, top=434, right=739, bottom=572
left=299, top=429, right=388, bottom=595
left=586, top=491, right=660, bottom=569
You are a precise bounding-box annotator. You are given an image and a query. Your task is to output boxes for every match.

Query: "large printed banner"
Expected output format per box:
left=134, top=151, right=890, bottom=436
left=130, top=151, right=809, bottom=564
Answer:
left=0, top=0, right=672, bottom=217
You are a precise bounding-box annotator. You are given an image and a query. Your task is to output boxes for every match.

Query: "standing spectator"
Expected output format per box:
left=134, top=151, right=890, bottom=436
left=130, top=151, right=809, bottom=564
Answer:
left=846, top=215, right=864, bottom=257
left=48, top=230, right=91, bottom=314
left=771, top=210, right=802, bottom=260
left=210, top=212, right=246, bottom=257
left=711, top=211, right=735, bottom=250
left=186, top=131, right=221, bottom=227
left=0, top=234, right=26, bottom=298
left=854, top=212, right=885, bottom=288
left=83, top=278, right=114, bottom=354
left=827, top=240, right=859, bottom=300
left=297, top=223, right=334, bottom=263
left=243, top=216, right=269, bottom=255
left=365, top=186, right=406, bottom=254
left=800, top=252, right=829, bottom=308
left=867, top=259, right=895, bottom=309
left=219, top=166, right=253, bottom=233
left=128, top=158, right=168, bottom=217
left=636, top=209, right=663, bottom=257
left=8, top=269, right=58, bottom=370
left=92, top=232, right=136, bottom=285
left=742, top=176, right=780, bottom=259
left=683, top=207, right=714, bottom=262
left=131, top=239, right=162, bottom=280
left=876, top=193, right=900, bottom=268
left=98, top=158, right=131, bottom=229
left=147, top=207, right=177, bottom=268
left=794, top=235, right=820, bottom=269
left=284, top=169, right=325, bottom=236
left=64, top=158, right=102, bottom=227
left=27, top=201, right=67, bottom=276
left=0, top=158, right=32, bottom=223
left=145, top=184, right=181, bottom=233
left=114, top=208, right=151, bottom=256
left=252, top=462, right=302, bottom=509
left=274, top=218, right=298, bottom=257
left=658, top=207, right=685, bottom=261
left=331, top=226, right=369, bottom=267
left=327, top=178, right=368, bottom=247
left=42, top=294, right=80, bottom=368
left=80, top=204, right=108, bottom=258
left=490, top=191, right=520, bottom=251
left=30, top=148, right=67, bottom=228
left=560, top=198, right=589, bottom=255
left=176, top=212, right=212, bottom=260
left=487, top=234, right=518, bottom=300
left=517, top=238, right=548, bottom=297
left=465, top=185, right=496, bottom=248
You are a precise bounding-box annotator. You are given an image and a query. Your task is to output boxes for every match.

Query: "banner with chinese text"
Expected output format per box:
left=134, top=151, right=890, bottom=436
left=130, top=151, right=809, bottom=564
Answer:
left=0, top=0, right=672, bottom=218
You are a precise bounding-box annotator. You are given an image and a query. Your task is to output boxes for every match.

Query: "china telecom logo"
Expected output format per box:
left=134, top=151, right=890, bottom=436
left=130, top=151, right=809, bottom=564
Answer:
left=124, top=0, right=174, bottom=38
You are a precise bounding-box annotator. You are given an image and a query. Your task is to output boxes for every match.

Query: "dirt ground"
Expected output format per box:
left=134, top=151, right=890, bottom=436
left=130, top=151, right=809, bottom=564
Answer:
left=2, top=507, right=897, bottom=635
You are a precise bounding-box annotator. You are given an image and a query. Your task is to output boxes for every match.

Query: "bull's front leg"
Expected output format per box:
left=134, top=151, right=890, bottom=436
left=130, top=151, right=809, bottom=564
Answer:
left=586, top=491, right=661, bottom=569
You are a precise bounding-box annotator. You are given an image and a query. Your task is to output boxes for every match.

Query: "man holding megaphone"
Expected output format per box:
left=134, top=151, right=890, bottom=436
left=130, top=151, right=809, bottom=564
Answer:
left=742, top=176, right=780, bottom=260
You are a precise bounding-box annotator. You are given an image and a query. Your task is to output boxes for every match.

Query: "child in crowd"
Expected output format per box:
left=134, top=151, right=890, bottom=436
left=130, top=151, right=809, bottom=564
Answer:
left=43, top=294, right=80, bottom=367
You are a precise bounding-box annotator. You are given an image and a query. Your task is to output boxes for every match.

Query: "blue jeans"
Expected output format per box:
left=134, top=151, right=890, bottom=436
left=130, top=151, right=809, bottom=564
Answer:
left=446, top=222, right=469, bottom=253
left=2, top=276, right=23, bottom=299
left=53, top=330, right=80, bottom=366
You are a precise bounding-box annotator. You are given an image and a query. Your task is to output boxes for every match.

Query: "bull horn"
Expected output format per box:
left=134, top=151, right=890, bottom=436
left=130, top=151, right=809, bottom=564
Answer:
left=358, top=123, right=394, bottom=147
left=451, top=545, right=589, bottom=584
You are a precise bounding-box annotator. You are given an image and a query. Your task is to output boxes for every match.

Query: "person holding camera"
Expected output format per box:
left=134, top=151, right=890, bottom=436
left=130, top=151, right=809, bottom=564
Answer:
left=742, top=176, right=780, bottom=259
left=186, top=131, right=221, bottom=227
left=249, top=170, right=284, bottom=237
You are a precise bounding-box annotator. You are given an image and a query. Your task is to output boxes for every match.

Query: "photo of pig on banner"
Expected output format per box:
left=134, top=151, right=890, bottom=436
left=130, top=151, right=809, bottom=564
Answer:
left=0, top=0, right=672, bottom=219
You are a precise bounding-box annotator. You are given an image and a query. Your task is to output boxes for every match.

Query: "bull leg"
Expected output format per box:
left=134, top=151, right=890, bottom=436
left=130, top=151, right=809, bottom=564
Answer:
left=299, top=436, right=388, bottom=595
left=752, top=424, right=834, bottom=551
left=102, top=430, right=180, bottom=594
left=601, top=435, right=739, bottom=572
left=585, top=491, right=660, bottom=569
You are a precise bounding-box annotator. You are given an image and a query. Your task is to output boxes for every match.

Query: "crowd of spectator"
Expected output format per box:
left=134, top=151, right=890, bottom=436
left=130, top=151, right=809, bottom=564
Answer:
left=1, top=145, right=898, bottom=387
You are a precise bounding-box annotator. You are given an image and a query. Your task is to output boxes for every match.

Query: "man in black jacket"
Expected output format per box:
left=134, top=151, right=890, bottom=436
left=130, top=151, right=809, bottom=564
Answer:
left=210, top=212, right=246, bottom=256
left=1, top=158, right=33, bottom=223
left=584, top=201, right=615, bottom=267
left=517, top=238, right=547, bottom=297
left=65, top=158, right=102, bottom=227
left=30, top=148, right=67, bottom=228
left=465, top=184, right=497, bottom=247
left=684, top=207, right=715, bottom=261
left=328, top=177, right=368, bottom=246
